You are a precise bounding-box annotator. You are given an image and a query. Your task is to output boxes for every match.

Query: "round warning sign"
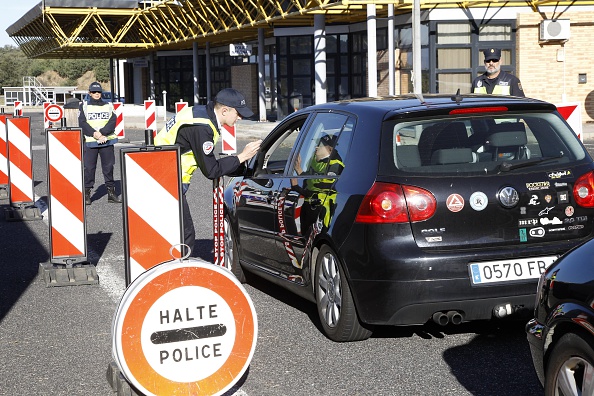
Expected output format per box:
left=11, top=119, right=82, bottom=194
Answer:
left=45, top=104, right=64, bottom=123
left=112, top=259, right=258, bottom=396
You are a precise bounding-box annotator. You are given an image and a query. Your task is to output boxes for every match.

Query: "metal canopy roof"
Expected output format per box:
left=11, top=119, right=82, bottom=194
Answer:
left=6, top=0, right=592, bottom=59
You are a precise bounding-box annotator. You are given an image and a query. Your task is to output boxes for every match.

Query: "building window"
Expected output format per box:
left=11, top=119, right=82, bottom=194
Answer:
left=431, top=20, right=516, bottom=93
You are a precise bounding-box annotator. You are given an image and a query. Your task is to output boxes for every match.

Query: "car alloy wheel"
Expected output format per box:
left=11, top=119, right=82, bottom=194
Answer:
left=315, top=245, right=372, bottom=342
left=223, top=217, right=246, bottom=283
left=545, top=332, right=594, bottom=396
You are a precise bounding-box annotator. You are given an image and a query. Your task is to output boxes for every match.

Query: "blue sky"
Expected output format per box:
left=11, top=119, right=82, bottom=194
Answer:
left=1, top=1, right=43, bottom=47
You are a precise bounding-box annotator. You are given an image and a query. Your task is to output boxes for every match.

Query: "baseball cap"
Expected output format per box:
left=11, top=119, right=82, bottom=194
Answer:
left=483, top=48, right=501, bottom=62
left=319, top=134, right=337, bottom=147
left=88, top=82, right=103, bottom=92
left=215, top=88, right=254, bottom=118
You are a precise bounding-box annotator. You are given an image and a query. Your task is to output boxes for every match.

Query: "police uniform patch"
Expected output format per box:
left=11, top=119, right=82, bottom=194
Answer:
left=518, top=82, right=523, bottom=91
left=203, top=141, right=214, bottom=155
left=477, top=80, right=482, bottom=88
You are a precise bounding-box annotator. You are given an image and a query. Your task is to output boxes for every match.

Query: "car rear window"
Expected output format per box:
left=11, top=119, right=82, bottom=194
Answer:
left=379, top=112, right=588, bottom=175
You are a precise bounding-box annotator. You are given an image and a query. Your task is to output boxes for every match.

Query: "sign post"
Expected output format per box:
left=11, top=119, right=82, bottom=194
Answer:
left=110, top=258, right=258, bottom=396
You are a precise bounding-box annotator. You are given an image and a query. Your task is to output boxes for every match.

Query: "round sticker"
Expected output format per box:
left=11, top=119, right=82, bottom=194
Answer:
left=469, top=192, right=488, bottom=211
left=565, top=205, right=574, bottom=216
left=446, top=194, right=465, bottom=213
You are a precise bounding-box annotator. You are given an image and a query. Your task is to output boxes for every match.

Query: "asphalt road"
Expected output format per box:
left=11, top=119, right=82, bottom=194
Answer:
left=2, top=109, right=592, bottom=396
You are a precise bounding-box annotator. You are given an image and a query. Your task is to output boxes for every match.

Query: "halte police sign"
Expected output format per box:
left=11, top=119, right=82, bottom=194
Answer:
left=112, top=258, right=258, bottom=396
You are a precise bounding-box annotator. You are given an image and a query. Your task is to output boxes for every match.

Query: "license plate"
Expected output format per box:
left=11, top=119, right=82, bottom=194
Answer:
left=469, top=256, right=557, bottom=285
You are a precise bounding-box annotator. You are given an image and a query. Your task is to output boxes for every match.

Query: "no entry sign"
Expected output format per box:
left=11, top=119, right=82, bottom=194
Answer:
left=112, top=258, right=258, bottom=396
left=45, top=104, right=64, bottom=123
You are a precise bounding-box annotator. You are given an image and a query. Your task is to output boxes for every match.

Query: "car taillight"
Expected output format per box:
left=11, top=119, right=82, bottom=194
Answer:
left=355, top=182, right=436, bottom=224
left=402, top=185, right=437, bottom=222
left=573, top=171, right=594, bottom=207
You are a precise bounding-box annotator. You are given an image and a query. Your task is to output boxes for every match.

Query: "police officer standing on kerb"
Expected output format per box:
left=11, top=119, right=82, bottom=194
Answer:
left=79, top=81, right=122, bottom=205
left=472, top=48, right=525, bottom=97
left=154, top=88, right=261, bottom=251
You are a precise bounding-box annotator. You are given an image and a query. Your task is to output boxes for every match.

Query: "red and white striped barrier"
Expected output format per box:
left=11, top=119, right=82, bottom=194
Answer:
left=213, top=178, right=225, bottom=266
left=144, top=100, right=156, bottom=137
left=13, top=101, right=22, bottom=117
left=46, top=128, right=87, bottom=260
left=7, top=117, right=34, bottom=204
left=175, top=100, right=188, bottom=114
left=556, top=102, right=583, bottom=142
left=5, top=117, right=41, bottom=220
left=121, top=147, right=184, bottom=285
left=43, top=102, right=51, bottom=129
left=221, top=124, right=237, bottom=154
left=113, top=102, right=125, bottom=139
left=0, top=114, right=12, bottom=198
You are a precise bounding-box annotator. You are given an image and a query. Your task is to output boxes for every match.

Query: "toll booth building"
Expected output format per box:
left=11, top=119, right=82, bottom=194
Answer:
left=7, top=0, right=594, bottom=123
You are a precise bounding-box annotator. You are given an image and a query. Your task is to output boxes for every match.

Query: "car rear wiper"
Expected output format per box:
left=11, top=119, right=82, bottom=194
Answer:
left=499, top=152, right=564, bottom=172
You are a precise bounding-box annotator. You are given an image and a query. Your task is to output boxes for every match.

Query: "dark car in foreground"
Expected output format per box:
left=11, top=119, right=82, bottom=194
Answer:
left=223, top=94, right=594, bottom=342
left=526, top=238, right=594, bottom=395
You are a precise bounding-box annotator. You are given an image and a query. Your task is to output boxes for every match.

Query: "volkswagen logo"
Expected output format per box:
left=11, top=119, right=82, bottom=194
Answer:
left=498, top=186, right=519, bottom=208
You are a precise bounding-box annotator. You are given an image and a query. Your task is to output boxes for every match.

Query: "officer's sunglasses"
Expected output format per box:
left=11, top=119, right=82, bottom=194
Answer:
left=484, top=59, right=499, bottom=64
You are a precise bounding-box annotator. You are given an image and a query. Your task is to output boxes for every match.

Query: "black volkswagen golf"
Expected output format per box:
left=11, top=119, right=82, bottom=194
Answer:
left=222, top=94, right=594, bottom=342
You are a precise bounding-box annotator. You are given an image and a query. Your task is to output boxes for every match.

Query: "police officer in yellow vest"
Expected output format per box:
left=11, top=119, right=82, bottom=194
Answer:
left=79, top=81, right=121, bottom=205
left=472, top=48, right=525, bottom=97
left=154, top=88, right=261, bottom=249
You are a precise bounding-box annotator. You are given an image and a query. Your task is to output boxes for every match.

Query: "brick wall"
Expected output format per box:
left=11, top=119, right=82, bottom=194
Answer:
left=517, top=11, right=594, bottom=122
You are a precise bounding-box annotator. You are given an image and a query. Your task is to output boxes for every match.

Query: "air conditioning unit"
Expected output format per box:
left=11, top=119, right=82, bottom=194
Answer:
left=540, top=19, right=570, bottom=41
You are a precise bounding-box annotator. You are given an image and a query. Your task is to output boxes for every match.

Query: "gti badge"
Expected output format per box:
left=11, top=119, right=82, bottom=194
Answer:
left=498, top=186, right=519, bottom=208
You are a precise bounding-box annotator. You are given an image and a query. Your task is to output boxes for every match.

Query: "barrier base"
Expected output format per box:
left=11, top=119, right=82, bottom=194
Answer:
left=5, top=205, right=42, bottom=221
left=38, top=262, right=99, bottom=287
left=118, top=137, right=130, bottom=143
left=106, top=361, right=142, bottom=396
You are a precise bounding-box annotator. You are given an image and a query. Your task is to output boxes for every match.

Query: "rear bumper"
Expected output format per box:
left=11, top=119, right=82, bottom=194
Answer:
left=350, top=277, right=537, bottom=325
left=339, top=224, right=584, bottom=327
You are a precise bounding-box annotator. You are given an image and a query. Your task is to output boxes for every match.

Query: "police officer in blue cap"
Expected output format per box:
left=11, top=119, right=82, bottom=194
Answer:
left=472, top=48, right=525, bottom=97
left=154, top=88, right=261, bottom=250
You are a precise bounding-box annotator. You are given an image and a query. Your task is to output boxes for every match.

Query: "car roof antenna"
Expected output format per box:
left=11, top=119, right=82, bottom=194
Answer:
left=451, top=89, right=463, bottom=104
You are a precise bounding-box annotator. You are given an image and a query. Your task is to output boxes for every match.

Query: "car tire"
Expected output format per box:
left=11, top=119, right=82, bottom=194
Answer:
left=315, top=245, right=373, bottom=342
left=224, top=217, right=246, bottom=283
left=544, top=331, right=594, bottom=396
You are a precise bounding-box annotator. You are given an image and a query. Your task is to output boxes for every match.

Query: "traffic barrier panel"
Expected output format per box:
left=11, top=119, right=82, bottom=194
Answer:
left=13, top=101, right=22, bottom=117
left=43, top=102, right=50, bottom=129
left=221, top=124, right=236, bottom=154
left=110, top=257, right=257, bottom=396
left=175, top=100, right=188, bottom=114
left=0, top=113, right=13, bottom=199
left=120, top=146, right=184, bottom=285
left=114, top=102, right=126, bottom=141
left=556, top=102, right=583, bottom=142
left=38, top=127, right=98, bottom=286
left=213, top=178, right=225, bottom=266
left=5, top=117, right=41, bottom=221
left=144, top=100, right=156, bottom=137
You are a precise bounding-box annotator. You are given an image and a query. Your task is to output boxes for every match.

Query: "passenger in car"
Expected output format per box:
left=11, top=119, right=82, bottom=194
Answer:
left=290, top=133, right=344, bottom=228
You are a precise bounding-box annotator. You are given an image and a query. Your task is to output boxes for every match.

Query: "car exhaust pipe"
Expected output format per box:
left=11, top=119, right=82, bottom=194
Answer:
left=447, top=310, right=463, bottom=325
left=432, top=312, right=449, bottom=326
